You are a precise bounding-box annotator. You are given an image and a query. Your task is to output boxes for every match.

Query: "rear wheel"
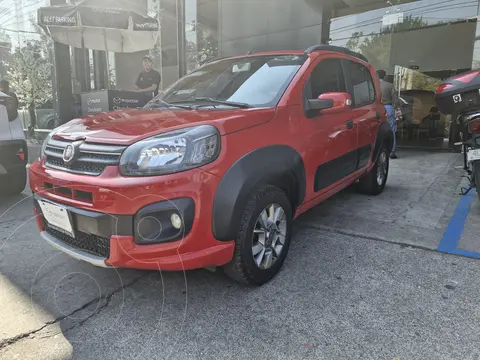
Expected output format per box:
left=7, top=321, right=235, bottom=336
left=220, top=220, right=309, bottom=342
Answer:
left=357, top=145, right=389, bottom=195
left=223, top=185, right=293, bottom=286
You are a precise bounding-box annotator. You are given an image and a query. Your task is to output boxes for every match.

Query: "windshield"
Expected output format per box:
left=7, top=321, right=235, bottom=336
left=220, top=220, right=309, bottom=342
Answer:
left=144, top=54, right=306, bottom=110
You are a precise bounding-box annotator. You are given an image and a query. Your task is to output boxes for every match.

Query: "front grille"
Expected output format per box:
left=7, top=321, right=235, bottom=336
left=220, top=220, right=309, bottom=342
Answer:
left=45, top=222, right=110, bottom=258
left=46, top=156, right=108, bottom=175
left=44, top=139, right=127, bottom=176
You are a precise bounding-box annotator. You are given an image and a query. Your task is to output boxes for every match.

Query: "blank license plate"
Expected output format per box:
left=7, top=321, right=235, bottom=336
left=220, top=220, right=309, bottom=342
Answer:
left=467, top=149, right=480, bottom=162
left=38, top=200, right=74, bottom=237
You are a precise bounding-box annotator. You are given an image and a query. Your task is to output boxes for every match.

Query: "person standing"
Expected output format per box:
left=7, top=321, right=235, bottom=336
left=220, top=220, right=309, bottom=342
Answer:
left=422, top=106, right=441, bottom=140
left=377, top=70, right=398, bottom=159
left=134, top=55, right=161, bottom=96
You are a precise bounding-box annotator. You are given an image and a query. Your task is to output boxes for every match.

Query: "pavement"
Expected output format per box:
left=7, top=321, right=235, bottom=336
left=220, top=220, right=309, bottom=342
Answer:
left=1, top=149, right=480, bottom=359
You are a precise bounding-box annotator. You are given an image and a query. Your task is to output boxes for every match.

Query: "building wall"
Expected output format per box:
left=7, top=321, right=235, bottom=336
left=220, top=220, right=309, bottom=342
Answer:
left=113, top=0, right=149, bottom=91
left=157, top=0, right=329, bottom=87
left=115, top=51, right=148, bottom=91
left=218, top=0, right=326, bottom=56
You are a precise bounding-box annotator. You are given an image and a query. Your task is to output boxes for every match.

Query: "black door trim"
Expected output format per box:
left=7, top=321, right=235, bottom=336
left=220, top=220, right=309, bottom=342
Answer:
left=314, top=144, right=372, bottom=192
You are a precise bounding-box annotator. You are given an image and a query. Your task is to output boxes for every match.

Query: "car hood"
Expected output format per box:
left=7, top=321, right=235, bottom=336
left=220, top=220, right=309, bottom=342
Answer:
left=52, top=108, right=275, bottom=145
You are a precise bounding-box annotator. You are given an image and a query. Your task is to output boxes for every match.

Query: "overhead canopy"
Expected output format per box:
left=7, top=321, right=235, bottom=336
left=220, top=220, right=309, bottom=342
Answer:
left=37, top=0, right=159, bottom=53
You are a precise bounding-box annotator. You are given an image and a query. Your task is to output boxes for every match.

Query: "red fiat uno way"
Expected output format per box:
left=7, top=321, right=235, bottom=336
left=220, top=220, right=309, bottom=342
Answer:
left=30, top=46, right=392, bottom=285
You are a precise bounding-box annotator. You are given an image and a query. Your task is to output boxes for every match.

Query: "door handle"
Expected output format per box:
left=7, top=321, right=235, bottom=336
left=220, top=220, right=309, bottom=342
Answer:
left=346, top=120, right=354, bottom=129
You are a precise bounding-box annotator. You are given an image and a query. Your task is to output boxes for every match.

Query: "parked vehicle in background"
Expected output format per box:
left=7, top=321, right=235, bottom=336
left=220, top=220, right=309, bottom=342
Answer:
left=19, top=108, right=59, bottom=130
left=436, top=69, right=480, bottom=199
left=0, top=91, right=28, bottom=196
left=29, top=45, right=393, bottom=285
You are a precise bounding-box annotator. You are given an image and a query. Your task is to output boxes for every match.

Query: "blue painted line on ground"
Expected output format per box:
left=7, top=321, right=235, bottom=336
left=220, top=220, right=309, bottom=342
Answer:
left=437, top=189, right=477, bottom=257
left=447, top=249, right=480, bottom=259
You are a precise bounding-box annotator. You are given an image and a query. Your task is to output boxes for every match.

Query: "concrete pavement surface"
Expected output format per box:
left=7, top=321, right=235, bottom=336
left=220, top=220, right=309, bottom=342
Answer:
left=1, top=150, right=480, bottom=359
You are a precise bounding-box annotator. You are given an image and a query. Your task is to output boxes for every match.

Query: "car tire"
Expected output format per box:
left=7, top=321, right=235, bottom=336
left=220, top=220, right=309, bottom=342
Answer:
left=223, top=185, right=293, bottom=286
left=357, top=145, right=389, bottom=196
left=0, top=168, right=27, bottom=196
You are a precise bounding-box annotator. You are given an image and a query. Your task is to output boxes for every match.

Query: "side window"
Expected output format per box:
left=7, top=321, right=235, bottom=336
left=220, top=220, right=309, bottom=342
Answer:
left=308, top=58, right=346, bottom=99
left=344, top=60, right=375, bottom=107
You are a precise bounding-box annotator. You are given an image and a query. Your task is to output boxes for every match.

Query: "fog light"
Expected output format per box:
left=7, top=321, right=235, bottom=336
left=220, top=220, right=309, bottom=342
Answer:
left=170, top=213, right=182, bottom=229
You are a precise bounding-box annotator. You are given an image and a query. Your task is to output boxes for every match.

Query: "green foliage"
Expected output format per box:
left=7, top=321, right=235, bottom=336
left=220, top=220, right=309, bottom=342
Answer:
left=0, top=30, right=12, bottom=81
left=7, top=40, right=52, bottom=131
left=346, top=15, right=429, bottom=71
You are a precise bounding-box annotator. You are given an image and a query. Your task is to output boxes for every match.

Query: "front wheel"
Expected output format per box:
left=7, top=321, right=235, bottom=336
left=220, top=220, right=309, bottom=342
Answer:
left=223, top=185, right=293, bottom=286
left=357, top=145, right=389, bottom=195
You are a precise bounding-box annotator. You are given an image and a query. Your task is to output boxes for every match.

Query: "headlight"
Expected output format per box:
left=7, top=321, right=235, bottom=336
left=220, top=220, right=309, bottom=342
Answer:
left=40, top=132, right=53, bottom=160
left=119, top=125, right=220, bottom=176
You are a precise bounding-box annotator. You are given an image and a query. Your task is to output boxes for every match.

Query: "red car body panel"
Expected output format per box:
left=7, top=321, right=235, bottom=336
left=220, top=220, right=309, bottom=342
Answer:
left=29, top=160, right=236, bottom=270
left=29, top=49, right=388, bottom=271
left=53, top=108, right=277, bottom=144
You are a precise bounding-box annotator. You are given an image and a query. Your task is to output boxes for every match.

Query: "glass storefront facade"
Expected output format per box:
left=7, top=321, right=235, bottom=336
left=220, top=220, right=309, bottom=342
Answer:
left=154, top=0, right=480, bottom=150
left=42, top=0, right=480, bottom=148
left=330, top=0, right=480, bottom=149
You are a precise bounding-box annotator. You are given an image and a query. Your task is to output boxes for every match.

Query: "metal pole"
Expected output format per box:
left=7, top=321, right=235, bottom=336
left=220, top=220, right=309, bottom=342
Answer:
left=104, top=28, right=110, bottom=89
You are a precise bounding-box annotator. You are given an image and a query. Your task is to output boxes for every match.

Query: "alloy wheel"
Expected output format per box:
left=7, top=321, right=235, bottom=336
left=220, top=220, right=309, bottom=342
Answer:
left=376, top=150, right=388, bottom=186
left=251, top=203, right=287, bottom=270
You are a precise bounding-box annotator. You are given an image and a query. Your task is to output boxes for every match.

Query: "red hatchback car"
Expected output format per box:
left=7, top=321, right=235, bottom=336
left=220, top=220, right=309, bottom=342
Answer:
left=30, top=45, right=393, bottom=285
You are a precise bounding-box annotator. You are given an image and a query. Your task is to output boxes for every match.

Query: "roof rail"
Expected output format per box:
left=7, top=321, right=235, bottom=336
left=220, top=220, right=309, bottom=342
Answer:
left=200, top=48, right=258, bottom=65
left=200, top=56, right=230, bottom=66
left=304, top=45, right=368, bottom=63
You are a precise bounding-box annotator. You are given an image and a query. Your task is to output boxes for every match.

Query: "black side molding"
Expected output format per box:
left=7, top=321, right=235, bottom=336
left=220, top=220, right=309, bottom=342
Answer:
left=212, top=145, right=306, bottom=241
left=373, top=122, right=394, bottom=162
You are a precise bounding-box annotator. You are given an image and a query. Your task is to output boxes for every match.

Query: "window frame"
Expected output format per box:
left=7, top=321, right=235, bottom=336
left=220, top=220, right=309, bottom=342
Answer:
left=341, top=59, right=376, bottom=108
left=302, top=56, right=347, bottom=116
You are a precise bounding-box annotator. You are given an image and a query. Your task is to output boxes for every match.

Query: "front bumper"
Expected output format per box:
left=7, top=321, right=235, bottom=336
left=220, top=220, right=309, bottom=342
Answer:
left=30, top=161, right=235, bottom=270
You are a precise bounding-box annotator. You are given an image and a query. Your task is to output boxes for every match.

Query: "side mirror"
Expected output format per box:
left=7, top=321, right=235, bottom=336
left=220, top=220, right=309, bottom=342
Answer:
left=307, top=92, right=352, bottom=117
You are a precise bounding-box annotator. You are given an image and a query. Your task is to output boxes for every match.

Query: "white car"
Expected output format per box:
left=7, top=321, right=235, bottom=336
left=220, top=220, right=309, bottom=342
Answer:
left=0, top=91, right=27, bottom=195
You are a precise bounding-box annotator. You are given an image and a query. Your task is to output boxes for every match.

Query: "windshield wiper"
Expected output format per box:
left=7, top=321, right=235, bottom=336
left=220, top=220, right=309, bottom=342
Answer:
left=147, top=99, right=194, bottom=110
left=194, top=97, right=252, bottom=109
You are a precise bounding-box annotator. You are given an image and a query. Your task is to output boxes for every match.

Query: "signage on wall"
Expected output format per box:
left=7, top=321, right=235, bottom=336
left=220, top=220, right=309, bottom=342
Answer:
left=382, top=12, right=404, bottom=27
left=107, top=90, right=153, bottom=111
left=81, top=91, right=109, bottom=115
left=80, top=91, right=154, bottom=116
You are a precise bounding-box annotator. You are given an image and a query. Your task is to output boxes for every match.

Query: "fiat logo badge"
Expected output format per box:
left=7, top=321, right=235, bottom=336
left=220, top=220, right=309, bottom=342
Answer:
left=62, top=144, right=76, bottom=165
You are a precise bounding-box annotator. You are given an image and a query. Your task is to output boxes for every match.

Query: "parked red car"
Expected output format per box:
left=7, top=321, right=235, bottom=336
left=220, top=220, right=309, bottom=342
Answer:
left=30, top=46, right=393, bottom=285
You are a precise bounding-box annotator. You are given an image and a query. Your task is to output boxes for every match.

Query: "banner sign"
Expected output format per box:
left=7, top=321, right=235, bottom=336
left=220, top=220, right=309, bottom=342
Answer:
left=132, top=13, right=159, bottom=31
left=79, top=7, right=129, bottom=29
left=38, top=6, right=158, bottom=30
left=38, top=6, right=78, bottom=27
left=107, top=90, right=153, bottom=111
left=81, top=90, right=153, bottom=115
left=81, top=91, right=109, bottom=115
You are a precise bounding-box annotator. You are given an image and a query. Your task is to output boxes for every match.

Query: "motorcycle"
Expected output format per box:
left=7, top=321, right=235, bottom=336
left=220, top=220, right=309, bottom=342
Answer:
left=435, top=69, right=480, bottom=198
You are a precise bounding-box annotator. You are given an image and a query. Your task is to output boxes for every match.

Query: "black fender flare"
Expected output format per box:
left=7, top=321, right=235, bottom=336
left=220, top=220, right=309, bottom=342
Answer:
left=212, top=145, right=306, bottom=241
left=372, top=122, right=394, bottom=163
